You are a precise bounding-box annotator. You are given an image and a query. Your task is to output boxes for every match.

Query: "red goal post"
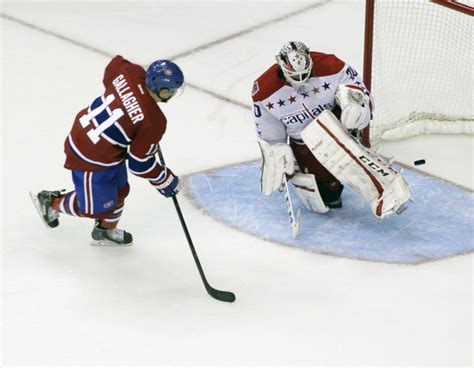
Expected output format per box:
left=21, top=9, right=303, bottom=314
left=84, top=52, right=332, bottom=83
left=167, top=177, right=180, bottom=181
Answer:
left=362, top=0, right=473, bottom=147
left=431, top=0, right=474, bottom=15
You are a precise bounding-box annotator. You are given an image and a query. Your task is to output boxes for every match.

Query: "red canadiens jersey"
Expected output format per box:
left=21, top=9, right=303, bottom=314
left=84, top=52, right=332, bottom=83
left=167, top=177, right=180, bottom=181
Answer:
left=251, top=51, right=373, bottom=144
left=64, top=55, right=168, bottom=185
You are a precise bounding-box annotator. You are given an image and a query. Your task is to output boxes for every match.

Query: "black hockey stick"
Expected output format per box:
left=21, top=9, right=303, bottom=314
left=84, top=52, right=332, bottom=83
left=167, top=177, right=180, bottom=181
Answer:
left=156, top=145, right=236, bottom=303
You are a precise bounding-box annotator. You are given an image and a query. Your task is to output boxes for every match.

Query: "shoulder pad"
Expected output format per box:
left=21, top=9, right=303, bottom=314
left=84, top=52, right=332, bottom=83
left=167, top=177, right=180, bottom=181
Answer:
left=310, top=52, right=345, bottom=77
left=252, top=64, right=288, bottom=102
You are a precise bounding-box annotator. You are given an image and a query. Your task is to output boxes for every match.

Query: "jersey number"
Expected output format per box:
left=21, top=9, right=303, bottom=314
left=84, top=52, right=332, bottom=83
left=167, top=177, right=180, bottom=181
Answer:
left=346, top=66, right=358, bottom=80
left=79, top=94, right=124, bottom=144
left=254, top=104, right=262, bottom=118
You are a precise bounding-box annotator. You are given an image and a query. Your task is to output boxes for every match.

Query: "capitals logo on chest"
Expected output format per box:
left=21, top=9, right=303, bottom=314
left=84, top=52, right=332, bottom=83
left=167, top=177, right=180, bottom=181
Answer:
left=280, top=103, right=334, bottom=125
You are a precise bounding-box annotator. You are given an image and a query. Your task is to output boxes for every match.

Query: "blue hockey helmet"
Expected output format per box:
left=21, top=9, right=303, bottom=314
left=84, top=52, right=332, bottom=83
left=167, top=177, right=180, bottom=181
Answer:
left=145, top=60, right=184, bottom=102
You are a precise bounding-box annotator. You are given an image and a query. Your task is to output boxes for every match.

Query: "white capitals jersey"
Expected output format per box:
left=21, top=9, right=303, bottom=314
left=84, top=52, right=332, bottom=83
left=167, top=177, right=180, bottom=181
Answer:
left=251, top=52, right=373, bottom=144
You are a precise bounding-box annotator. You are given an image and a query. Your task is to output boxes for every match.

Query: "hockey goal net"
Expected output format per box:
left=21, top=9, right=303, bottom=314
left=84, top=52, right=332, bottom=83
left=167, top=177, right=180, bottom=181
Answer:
left=363, top=0, right=474, bottom=145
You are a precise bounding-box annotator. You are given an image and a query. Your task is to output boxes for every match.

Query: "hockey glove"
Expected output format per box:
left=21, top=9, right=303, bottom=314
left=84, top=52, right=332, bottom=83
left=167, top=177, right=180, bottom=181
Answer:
left=335, top=85, right=371, bottom=130
left=153, top=169, right=181, bottom=197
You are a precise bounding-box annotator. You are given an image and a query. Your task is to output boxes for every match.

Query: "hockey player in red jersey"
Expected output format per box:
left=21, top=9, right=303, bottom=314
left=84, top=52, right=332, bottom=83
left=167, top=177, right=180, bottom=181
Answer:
left=31, top=55, right=185, bottom=246
left=253, top=42, right=411, bottom=220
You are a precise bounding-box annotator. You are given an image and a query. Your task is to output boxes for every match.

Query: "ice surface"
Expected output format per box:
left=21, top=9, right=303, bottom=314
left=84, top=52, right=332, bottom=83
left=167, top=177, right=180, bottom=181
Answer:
left=186, top=161, right=474, bottom=264
left=2, top=1, right=472, bottom=366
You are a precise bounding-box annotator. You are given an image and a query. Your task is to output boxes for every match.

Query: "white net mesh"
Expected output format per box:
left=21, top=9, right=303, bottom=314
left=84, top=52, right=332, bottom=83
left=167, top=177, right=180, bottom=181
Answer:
left=369, top=0, right=474, bottom=142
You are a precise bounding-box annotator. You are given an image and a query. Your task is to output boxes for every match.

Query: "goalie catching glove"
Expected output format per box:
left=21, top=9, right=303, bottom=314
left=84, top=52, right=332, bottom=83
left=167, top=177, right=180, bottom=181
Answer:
left=335, top=85, right=371, bottom=130
left=150, top=168, right=181, bottom=197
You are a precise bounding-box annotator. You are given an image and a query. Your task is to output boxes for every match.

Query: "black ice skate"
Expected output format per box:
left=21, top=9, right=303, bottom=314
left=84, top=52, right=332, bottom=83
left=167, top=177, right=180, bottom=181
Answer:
left=325, top=198, right=342, bottom=209
left=324, top=183, right=344, bottom=209
left=91, top=221, right=133, bottom=246
left=30, top=190, right=62, bottom=228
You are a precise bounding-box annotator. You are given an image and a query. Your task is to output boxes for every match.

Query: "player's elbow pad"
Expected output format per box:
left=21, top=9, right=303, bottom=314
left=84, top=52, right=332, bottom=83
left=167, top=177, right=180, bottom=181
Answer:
left=128, top=154, right=157, bottom=175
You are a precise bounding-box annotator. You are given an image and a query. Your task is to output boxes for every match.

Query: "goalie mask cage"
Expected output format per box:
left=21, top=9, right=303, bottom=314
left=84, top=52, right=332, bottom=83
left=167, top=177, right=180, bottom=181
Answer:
left=362, top=0, right=473, bottom=146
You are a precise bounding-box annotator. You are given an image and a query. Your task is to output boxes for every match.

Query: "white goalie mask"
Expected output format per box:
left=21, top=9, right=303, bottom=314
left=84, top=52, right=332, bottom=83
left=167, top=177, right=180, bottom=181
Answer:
left=276, top=41, right=313, bottom=87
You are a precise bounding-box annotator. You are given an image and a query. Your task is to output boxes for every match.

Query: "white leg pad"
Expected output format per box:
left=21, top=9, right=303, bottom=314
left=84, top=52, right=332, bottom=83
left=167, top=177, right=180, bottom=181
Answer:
left=300, top=110, right=411, bottom=218
left=290, top=173, right=329, bottom=213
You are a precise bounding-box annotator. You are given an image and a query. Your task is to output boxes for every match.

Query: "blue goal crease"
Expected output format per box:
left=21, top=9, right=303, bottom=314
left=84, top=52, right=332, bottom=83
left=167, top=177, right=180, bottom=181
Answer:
left=183, top=160, right=474, bottom=264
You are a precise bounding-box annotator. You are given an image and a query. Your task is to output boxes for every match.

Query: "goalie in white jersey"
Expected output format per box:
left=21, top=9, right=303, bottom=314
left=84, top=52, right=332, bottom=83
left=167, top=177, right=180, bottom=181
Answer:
left=252, top=41, right=411, bottom=219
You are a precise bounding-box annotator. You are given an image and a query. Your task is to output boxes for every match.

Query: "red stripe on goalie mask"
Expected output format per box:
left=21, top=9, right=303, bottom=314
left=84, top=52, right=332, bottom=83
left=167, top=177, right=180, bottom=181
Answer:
left=315, top=118, right=384, bottom=217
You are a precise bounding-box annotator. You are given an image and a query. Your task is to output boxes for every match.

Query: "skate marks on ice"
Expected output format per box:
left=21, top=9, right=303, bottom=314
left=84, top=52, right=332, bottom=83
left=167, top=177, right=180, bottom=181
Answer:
left=184, top=161, right=473, bottom=264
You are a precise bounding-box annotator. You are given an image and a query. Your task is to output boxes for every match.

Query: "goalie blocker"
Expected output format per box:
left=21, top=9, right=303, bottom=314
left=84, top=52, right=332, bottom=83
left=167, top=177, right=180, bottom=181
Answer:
left=301, top=110, right=411, bottom=218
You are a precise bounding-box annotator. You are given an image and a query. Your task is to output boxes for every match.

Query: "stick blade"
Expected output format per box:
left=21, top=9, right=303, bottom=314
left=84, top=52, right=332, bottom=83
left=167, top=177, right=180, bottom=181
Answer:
left=207, top=286, right=236, bottom=303
left=291, top=208, right=301, bottom=239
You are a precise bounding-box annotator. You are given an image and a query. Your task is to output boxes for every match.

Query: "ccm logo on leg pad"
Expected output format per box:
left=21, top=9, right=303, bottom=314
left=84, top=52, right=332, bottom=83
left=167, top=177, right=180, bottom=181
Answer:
left=359, top=155, right=390, bottom=177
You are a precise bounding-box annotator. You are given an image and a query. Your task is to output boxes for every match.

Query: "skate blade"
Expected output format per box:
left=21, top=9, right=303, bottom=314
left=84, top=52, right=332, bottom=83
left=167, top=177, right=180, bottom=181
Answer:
left=29, top=191, right=51, bottom=229
left=90, top=239, right=133, bottom=247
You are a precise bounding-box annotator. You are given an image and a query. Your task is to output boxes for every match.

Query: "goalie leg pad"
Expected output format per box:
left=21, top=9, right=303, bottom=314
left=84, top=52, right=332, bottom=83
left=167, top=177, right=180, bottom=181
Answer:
left=300, top=110, right=411, bottom=218
left=290, top=173, right=329, bottom=213
left=290, top=139, right=344, bottom=205
left=258, top=140, right=295, bottom=196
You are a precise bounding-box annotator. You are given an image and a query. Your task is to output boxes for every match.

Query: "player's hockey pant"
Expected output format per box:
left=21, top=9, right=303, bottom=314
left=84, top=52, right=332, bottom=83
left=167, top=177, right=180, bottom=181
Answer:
left=54, top=163, right=130, bottom=223
left=290, top=138, right=343, bottom=203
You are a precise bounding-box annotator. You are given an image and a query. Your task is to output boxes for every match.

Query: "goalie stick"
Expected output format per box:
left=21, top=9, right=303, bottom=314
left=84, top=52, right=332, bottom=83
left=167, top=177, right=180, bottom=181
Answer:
left=282, top=175, right=301, bottom=239
left=156, top=145, right=236, bottom=303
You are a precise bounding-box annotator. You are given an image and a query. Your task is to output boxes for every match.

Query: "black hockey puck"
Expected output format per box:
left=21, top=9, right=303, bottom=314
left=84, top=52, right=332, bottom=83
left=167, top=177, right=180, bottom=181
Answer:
left=414, top=159, right=426, bottom=166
